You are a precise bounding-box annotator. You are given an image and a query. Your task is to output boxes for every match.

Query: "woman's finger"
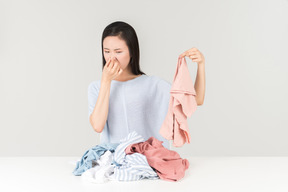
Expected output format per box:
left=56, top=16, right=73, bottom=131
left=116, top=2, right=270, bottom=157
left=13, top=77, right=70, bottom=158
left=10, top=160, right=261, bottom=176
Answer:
left=118, top=68, right=123, bottom=75
left=180, top=52, right=187, bottom=58
left=105, top=57, right=111, bottom=68
left=189, top=55, right=198, bottom=59
left=106, top=57, right=112, bottom=68
left=111, top=59, right=119, bottom=71
left=180, top=48, right=199, bottom=57
left=188, top=51, right=198, bottom=55
left=109, top=58, right=115, bottom=69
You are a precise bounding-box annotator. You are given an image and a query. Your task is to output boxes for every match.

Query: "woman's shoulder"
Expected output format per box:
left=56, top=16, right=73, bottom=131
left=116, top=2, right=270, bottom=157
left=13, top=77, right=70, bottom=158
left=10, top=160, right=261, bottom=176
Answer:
left=146, top=75, right=171, bottom=93
left=149, top=75, right=171, bottom=87
left=88, top=79, right=101, bottom=91
left=146, top=75, right=170, bottom=84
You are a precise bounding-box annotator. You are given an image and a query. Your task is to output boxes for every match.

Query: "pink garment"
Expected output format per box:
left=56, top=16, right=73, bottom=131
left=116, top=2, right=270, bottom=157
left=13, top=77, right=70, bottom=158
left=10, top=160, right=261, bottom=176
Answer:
left=159, top=56, right=197, bottom=147
left=125, top=137, right=189, bottom=182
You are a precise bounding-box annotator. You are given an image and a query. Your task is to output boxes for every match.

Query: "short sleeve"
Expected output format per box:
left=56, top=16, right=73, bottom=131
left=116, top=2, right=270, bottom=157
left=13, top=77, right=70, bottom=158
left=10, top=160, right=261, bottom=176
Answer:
left=88, top=81, right=100, bottom=120
left=153, top=78, right=172, bottom=124
left=156, top=79, right=171, bottom=104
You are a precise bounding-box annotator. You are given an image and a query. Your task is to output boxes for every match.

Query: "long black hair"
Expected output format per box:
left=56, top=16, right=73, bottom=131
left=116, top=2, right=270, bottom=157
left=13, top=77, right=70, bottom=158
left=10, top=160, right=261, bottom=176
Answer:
left=101, top=21, right=146, bottom=75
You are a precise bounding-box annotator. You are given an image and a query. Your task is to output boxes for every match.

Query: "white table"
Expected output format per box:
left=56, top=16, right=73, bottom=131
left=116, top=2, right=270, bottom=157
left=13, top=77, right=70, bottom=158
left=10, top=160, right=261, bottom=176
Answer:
left=0, top=156, right=287, bottom=192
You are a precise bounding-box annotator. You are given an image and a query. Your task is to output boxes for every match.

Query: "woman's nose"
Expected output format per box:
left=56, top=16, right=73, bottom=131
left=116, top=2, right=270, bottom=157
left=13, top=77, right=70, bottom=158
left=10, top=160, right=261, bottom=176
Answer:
left=110, top=56, right=117, bottom=60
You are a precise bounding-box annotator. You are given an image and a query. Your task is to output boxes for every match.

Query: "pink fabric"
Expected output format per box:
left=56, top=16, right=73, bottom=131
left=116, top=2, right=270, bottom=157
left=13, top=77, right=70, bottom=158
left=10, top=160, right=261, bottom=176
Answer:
left=125, top=137, right=189, bottom=182
left=159, top=56, right=197, bottom=147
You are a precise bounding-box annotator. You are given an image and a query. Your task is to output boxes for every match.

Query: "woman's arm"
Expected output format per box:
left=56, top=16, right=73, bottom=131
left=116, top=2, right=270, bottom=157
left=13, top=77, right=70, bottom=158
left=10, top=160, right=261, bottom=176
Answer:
left=89, top=79, right=111, bottom=133
left=179, top=47, right=206, bottom=105
left=194, top=62, right=205, bottom=105
left=90, top=57, right=123, bottom=133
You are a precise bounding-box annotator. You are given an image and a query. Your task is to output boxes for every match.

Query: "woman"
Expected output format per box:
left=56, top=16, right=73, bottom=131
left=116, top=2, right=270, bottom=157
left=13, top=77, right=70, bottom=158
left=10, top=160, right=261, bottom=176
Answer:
left=88, top=21, right=205, bottom=149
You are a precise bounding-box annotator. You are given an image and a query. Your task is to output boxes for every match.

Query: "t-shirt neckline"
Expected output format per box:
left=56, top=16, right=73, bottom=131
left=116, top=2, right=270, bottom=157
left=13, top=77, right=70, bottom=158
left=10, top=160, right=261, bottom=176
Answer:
left=111, top=74, right=146, bottom=84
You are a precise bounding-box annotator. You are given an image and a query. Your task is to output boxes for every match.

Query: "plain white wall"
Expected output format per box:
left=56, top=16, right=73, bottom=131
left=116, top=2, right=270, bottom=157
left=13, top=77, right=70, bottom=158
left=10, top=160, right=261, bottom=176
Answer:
left=0, top=0, right=287, bottom=157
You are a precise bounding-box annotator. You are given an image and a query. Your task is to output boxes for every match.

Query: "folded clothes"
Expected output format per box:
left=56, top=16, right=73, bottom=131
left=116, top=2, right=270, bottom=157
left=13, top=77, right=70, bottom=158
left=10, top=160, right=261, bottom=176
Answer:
left=125, top=136, right=189, bottom=182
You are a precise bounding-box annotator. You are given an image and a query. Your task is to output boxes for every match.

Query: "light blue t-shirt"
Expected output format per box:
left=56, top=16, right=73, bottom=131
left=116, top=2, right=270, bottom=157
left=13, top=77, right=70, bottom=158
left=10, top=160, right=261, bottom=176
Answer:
left=88, top=74, right=172, bottom=149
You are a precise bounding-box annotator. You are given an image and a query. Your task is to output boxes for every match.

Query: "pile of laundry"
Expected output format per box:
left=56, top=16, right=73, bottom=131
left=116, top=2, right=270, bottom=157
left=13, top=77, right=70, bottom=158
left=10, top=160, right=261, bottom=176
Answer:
left=72, top=131, right=189, bottom=183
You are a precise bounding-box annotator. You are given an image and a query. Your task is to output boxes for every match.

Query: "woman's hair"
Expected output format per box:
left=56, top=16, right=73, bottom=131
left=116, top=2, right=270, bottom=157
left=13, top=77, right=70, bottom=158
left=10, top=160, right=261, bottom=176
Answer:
left=101, top=21, right=146, bottom=75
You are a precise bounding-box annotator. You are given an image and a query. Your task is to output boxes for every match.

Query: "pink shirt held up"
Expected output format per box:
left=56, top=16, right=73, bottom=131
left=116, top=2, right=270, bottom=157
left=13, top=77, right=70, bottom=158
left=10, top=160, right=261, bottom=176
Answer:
left=159, top=56, right=197, bottom=147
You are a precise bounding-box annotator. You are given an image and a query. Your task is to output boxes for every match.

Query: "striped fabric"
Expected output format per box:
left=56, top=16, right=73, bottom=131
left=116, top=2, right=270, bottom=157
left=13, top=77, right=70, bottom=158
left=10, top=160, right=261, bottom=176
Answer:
left=113, top=131, right=145, bottom=165
left=112, top=131, right=159, bottom=181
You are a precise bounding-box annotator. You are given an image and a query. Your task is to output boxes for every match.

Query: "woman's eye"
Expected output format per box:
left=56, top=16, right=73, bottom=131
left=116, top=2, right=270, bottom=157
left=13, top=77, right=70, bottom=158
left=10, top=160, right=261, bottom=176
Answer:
left=104, top=51, right=121, bottom=53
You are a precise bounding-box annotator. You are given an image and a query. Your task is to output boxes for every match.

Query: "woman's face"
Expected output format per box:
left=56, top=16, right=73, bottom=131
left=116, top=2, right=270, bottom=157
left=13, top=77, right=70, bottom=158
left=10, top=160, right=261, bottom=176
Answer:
left=103, top=36, right=131, bottom=72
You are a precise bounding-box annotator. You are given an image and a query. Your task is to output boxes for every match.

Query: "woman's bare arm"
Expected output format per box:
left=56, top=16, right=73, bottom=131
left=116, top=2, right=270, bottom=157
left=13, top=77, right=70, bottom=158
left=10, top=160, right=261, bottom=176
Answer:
left=89, top=56, right=123, bottom=133
left=194, top=62, right=205, bottom=105
left=89, top=79, right=111, bottom=133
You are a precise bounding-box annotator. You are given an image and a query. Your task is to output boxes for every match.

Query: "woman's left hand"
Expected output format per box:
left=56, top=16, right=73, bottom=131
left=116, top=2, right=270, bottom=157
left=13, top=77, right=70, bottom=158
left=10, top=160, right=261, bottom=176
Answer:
left=179, top=47, right=205, bottom=65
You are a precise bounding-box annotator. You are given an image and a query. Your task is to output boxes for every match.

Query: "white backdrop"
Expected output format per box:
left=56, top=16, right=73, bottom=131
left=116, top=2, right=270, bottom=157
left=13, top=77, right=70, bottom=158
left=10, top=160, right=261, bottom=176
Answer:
left=0, top=0, right=287, bottom=157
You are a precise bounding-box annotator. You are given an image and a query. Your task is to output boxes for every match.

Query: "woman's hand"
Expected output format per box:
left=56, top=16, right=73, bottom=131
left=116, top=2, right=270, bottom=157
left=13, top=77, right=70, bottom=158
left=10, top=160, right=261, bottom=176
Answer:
left=102, top=57, right=123, bottom=82
left=179, top=47, right=205, bottom=65
left=180, top=47, right=206, bottom=105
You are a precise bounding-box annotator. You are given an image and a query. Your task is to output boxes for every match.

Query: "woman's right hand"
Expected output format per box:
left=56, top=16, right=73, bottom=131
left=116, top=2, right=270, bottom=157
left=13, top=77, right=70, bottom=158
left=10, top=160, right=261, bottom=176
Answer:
left=102, top=57, right=123, bottom=82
